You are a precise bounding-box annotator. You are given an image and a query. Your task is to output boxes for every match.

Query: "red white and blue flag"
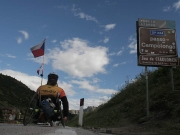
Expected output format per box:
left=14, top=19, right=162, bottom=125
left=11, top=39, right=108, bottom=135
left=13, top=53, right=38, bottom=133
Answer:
left=30, top=39, right=45, bottom=58
left=37, top=63, right=44, bottom=77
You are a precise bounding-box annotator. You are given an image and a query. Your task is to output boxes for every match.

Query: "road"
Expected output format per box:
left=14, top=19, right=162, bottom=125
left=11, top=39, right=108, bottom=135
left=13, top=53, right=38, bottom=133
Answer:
left=0, top=123, right=111, bottom=135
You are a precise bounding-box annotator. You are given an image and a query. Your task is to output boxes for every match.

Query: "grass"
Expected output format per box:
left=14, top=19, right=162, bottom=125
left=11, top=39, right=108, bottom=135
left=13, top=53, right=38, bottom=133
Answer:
left=67, top=61, right=180, bottom=133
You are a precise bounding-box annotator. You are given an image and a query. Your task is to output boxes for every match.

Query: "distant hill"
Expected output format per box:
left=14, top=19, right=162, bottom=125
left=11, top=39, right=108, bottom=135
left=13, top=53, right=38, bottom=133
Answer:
left=0, top=73, right=35, bottom=111
left=67, top=59, right=180, bottom=133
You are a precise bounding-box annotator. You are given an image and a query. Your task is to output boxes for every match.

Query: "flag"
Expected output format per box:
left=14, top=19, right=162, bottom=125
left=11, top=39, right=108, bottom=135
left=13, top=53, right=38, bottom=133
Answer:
left=30, top=39, right=45, bottom=58
left=37, top=63, right=44, bottom=77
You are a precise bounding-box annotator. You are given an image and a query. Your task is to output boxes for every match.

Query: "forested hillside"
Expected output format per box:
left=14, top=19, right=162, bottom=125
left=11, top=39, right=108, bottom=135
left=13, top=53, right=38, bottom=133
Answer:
left=0, top=73, right=35, bottom=110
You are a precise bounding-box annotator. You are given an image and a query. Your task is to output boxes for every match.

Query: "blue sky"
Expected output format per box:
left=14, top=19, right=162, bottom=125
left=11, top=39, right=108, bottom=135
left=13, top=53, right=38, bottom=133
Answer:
left=0, top=0, right=180, bottom=110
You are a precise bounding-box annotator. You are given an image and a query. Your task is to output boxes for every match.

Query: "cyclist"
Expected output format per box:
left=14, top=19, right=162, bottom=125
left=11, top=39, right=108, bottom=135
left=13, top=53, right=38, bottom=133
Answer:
left=35, top=72, right=69, bottom=123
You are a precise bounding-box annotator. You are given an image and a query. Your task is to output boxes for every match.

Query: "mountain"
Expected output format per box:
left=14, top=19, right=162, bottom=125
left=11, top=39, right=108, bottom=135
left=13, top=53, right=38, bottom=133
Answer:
left=67, top=60, right=180, bottom=133
left=0, top=73, right=35, bottom=111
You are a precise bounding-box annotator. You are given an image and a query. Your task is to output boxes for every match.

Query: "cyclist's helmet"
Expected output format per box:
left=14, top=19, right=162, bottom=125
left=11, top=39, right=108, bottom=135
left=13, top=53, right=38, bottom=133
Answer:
left=47, top=72, right=58, bottom=85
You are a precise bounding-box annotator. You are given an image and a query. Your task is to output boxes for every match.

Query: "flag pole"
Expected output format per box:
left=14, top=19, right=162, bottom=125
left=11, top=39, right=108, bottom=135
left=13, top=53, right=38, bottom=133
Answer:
left=40, top=38, right=46, bottom=86
left=40, top=56, right=44, bottom=86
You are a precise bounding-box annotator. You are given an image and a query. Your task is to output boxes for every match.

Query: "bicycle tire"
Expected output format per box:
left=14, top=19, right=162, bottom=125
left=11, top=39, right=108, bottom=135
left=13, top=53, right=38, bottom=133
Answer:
left=23, top=93, right=38, bottom=126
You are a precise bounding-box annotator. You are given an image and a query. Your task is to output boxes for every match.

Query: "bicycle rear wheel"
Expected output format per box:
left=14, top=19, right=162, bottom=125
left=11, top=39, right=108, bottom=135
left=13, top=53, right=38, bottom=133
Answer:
left=23, top=93, right=38, bottom=126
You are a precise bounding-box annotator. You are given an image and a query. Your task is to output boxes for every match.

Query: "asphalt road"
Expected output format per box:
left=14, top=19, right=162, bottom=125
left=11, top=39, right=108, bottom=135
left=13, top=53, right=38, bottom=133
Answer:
left=0, top=123, right=111, bottom=135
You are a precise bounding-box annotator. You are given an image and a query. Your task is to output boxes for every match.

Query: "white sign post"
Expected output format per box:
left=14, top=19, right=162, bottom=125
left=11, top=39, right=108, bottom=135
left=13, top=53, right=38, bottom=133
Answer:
left=78, top=98, right=84, bottom=126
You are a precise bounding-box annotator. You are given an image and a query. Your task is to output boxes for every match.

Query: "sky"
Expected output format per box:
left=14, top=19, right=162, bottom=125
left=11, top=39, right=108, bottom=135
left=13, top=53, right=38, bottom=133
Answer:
left=0, top=0, right=180, bottom=110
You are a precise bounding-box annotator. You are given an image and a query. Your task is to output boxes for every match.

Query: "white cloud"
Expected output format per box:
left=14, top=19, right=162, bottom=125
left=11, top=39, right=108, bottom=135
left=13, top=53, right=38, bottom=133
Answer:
left=69, top=96, right=109, bottom=110
left=173, top=0, right=180, bottom=10
left=113, top=61, right=126, bottom=67
left=105, top=24, right=116, bottom=31
left=120, top=62, right=126, bottom=65
left=51, top=40, right=57, bottom=43
left=0, top=69, right=113, bottom=110
left=109, top=47, right=124, bottom=56
left=97, top=88, right=117, bottom=95
left=19, top=30, right=29, bottom=39
left=103, top=37, right=109, bottom=43
left=17, top=37, right=22, bottom=44
left=6, top=54, right=16, bottom=58
left=108, top=52, right=116, bottom=56
left=28, top=54, right=49, bottom=64
left=128, top=35, right=137, bottom=54
left=113, top=63, right=119, bottom=67
left=117, top=47, right=125, bottom=56
left=68, top=98, right=80, bottom=110
left=92, top=78, right=100, bottom=83
left=58, top=81, right=76, bottom=97
left=29, top=38, right=110, bottom=78
left=85, top=96, right=110, bottom=106
left=71, top=79, right=94, bottom=90
left=56, top=5, right=68, bottom=9
left=164, top=1, right=180, bottom=12
left=117, top=50, right=123, bottom=56
left=47, top=38, right=109, bottom=78
left=72, top=5, right=98, bottom=23
left=0, top=69, right=76, bottom=97
left=163, top=6, right=172, bottom=12
left=0, top=69, right=40, bottom=91
left=76, top=12, right=98, bottom=23
left=71, top=79, right=117, bottom=94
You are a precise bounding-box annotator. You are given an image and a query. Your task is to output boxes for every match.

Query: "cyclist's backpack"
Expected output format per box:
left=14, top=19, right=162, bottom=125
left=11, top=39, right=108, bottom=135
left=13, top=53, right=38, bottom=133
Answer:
left=41, top=100, right=55, bottom=118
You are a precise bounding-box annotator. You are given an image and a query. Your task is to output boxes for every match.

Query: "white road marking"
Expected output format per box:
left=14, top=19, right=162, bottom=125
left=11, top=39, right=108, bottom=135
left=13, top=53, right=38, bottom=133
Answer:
left=43, top=126, right=77, bottom=135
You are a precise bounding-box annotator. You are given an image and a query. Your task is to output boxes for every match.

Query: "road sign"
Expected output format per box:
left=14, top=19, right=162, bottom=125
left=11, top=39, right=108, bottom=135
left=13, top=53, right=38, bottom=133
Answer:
left=138, top=55, right=179, bottom=66
left=139, top=27, right=177, bottom=55
left=138, top=18, right=175, bottom=29
left=150, top=30, right=165, bottom=36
